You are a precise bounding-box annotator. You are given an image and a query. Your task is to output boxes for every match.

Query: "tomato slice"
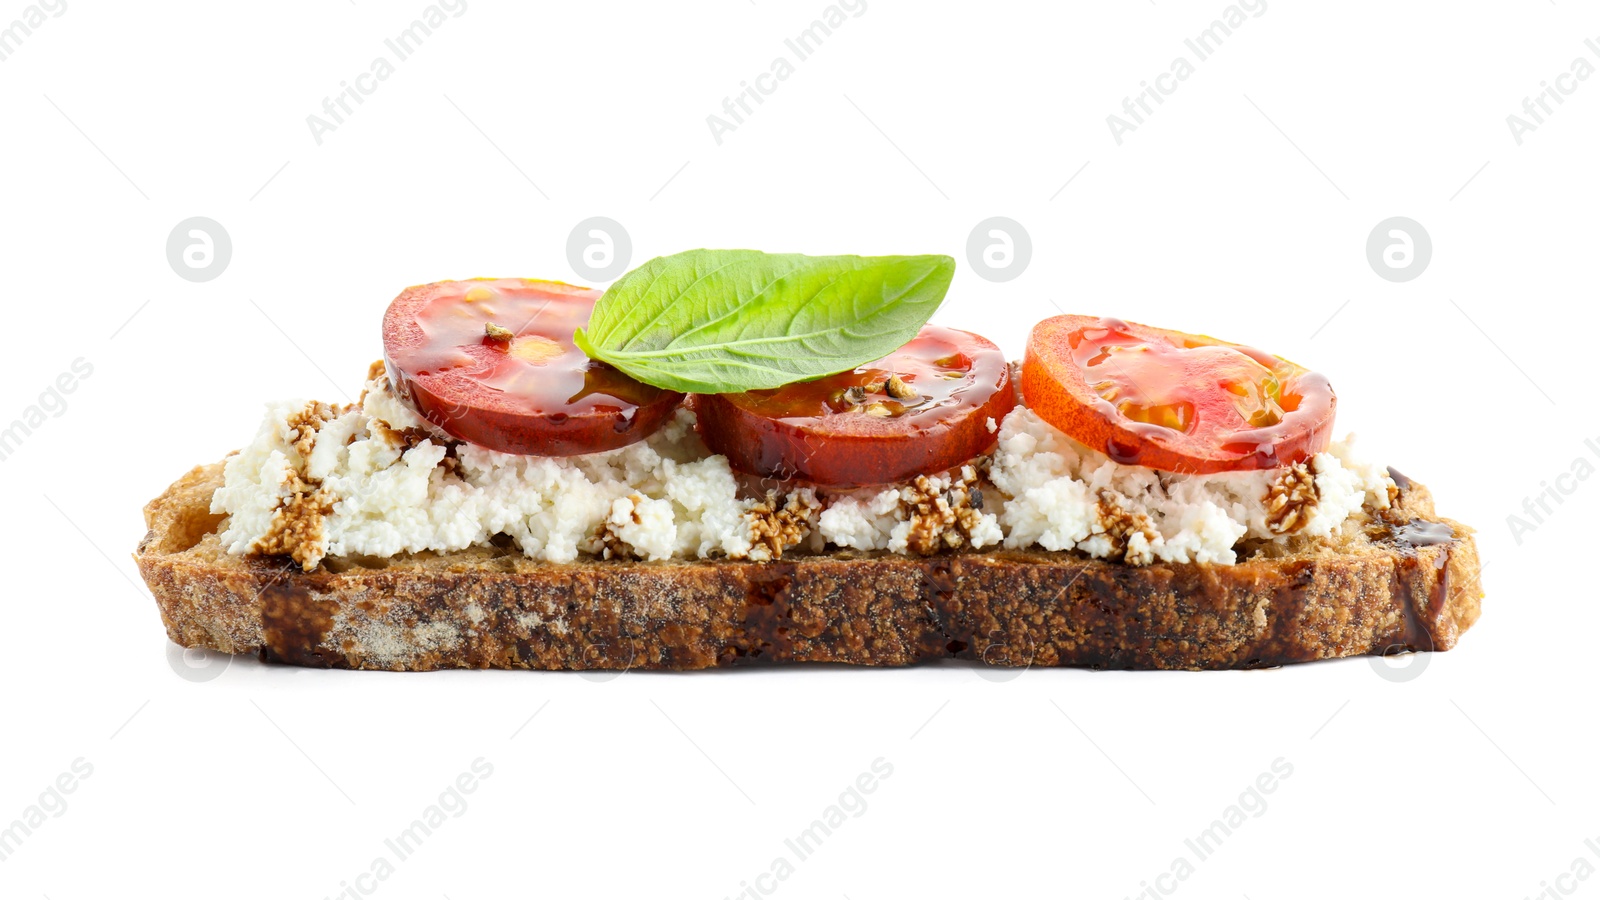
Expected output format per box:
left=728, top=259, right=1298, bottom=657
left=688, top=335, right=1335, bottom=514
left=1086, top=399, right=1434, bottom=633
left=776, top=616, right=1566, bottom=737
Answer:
left=382, top=279, right=684, bottom=456
left=694, top=325, right=1016, bottom=487
left=1021, top=315, right=1335, bottom=473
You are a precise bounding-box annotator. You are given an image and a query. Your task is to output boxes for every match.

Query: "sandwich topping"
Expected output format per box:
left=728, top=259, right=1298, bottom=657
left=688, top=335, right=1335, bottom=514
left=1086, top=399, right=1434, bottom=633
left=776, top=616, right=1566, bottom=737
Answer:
left=382, top=278, right=683, bottom=456
left=1022, top=315, right=1335, bottom=472
left=212, top=365, right=1010, bottom=568
left=208, top=255, right=1398, bottom=571
left=211, top=367, right=1392, bottom=570
left=693, top=324, right=1016, bottom=487
left=987, top=406, right=1391, bottom=565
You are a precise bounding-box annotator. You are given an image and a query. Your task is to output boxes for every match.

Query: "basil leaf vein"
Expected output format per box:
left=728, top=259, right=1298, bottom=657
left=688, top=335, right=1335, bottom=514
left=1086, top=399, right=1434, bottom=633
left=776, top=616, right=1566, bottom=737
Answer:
left=575, top=249, right=955, bottom=394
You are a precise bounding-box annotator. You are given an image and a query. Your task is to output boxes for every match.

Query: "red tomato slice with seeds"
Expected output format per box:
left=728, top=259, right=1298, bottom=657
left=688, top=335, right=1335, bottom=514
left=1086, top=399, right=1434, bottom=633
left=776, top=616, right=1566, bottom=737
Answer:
left=382, top=279, right=684, bottom=456
left=1021, top=315, right=1335, bottom=473
left=694, top=325, right=1016, bottom=487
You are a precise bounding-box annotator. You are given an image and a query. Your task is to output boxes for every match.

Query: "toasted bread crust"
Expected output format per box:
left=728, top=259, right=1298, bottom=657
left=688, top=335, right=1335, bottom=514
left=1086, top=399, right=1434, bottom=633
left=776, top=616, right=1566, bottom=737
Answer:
left=135, top=461, right=1482, bottom=671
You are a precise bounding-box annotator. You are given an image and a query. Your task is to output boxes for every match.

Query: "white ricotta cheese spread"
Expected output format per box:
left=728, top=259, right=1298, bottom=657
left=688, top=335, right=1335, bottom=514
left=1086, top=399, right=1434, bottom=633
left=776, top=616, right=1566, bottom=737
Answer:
left=211, top=372, right=1394, bottom=568
left=212, top=375, right=767, bottom=567
left=987, top=408, right=1394, bottom=565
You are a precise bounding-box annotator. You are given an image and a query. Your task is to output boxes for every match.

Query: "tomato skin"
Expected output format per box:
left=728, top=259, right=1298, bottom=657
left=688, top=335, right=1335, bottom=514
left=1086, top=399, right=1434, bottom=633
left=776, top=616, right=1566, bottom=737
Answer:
left=694, top=326, right=1016, bottom=487
left=389, top=366, right=685, bottom=458
left=1021, top=315, right=1336, bottom=474
left=382, top=279, right=683, bottom=456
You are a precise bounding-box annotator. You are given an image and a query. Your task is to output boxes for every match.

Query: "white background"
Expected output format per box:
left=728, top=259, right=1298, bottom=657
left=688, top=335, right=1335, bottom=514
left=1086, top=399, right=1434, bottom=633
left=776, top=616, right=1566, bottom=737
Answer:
left=1, top=1, right=1594, bottom=897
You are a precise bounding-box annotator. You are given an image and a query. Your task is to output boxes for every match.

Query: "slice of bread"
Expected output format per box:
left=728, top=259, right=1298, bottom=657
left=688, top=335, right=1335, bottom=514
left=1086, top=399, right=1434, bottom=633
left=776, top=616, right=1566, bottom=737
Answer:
left=135, top=459, right=1482, bottom=671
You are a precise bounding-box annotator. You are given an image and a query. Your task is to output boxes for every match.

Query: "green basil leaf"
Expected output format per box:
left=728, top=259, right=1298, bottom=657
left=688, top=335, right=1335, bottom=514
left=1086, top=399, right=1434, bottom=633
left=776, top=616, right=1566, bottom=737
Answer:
left=573, top=249, right=955, bottom=394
